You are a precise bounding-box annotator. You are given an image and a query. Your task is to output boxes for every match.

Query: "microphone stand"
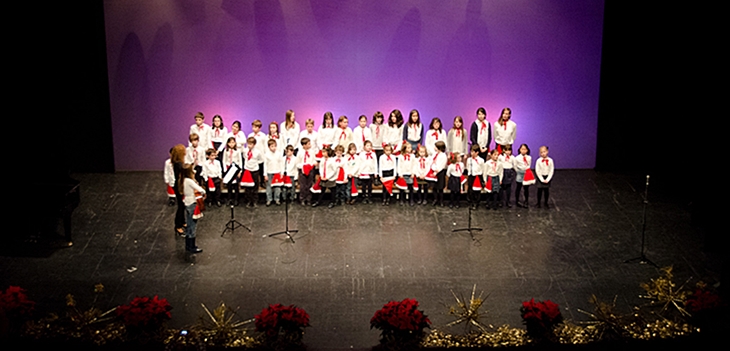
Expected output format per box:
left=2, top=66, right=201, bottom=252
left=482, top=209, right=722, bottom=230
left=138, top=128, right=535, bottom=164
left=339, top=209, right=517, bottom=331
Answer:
left=624, top=175, right=658, bottom=267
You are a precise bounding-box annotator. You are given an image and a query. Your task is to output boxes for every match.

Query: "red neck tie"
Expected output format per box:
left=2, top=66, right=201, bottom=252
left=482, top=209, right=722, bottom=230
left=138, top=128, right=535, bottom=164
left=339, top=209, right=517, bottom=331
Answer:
left=480, top=122, right=486, bottom=134
left=432, top=131, right=438, bottom=140
left=456, top=164, right=461, bottom=173
left=420, top=158, right=425, bottom=168
left=322, top=160, right=327, bottom=178
left=387, top=155, right=392, bottom=162
left=304, top=151, right=310, bottom=163
left=375, top=125, right=380, bottom=137
left=340, top=129, right=346, bottom=140
left=504, top=122, right=507, bottom=130
left=404, top=154, right=410, bottom=161
left=366, top=152, right=373, bottom=160
left=348, top=155, right=355, bottom=161
left=361, top=130, right=365, bottom=143
left=456, top=129, right=461, bottom=137
left=543, top=159, right=549, bottom=166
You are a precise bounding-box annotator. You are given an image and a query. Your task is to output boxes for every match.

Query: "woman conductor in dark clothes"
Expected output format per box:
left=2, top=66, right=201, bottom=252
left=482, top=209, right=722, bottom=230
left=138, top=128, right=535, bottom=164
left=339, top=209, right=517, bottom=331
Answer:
left=171, top=144, right=187, bottom=236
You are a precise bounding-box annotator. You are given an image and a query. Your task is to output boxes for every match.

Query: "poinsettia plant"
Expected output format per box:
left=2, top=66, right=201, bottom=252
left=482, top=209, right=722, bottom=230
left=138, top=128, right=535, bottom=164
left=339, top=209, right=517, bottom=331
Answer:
left=254, top=303, right=310, bottom=346
left=685, top=286, right=722, bottom=313
left=370, top=298, right=431, bottom=347
left=0, top=285, right=35, bottom=319
left=116, top=295, right=172, bottom=329
left=520, top=298, right=563, bottom=339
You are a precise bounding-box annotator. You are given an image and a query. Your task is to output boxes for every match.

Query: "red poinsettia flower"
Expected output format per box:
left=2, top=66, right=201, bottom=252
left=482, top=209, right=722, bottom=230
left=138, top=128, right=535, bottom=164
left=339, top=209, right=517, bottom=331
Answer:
left=685, top=288, right=723, bottom=313
left=255, top=304, right=310, bottom=336
left=0, top=286, right=35, bottom=318
left=116, top=295, right=172, bottom=328
left=370, top=298, right=431, bottom=332
left=520, top=298, right=563, bottom=333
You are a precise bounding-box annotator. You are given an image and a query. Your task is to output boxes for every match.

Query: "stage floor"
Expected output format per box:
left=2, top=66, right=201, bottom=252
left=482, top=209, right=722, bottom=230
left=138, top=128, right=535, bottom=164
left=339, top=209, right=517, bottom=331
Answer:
left=1, top=170, right=722, bottom=349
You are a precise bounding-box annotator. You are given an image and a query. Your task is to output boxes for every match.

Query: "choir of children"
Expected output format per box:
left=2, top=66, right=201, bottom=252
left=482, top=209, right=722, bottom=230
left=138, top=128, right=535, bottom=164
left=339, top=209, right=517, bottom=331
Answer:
left=170, top=108, right=552, bottom=215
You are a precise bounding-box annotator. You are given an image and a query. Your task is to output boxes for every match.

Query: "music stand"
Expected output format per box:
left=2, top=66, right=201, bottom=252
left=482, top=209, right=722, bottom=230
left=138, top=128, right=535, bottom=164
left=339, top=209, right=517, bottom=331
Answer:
left=267, top=174, right=299, bottom=243
left=222, top=204, right=251, bottom=237
left=452, top=205, right=482, bottom=241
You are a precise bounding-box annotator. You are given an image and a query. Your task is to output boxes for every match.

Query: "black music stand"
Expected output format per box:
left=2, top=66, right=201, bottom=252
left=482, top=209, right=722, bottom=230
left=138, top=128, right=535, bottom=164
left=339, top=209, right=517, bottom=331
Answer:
left=222, top=204, right=251, bottom=237
left=452, top=205, right=482, bottom=241
left=267, top=175, right=299, bottom=243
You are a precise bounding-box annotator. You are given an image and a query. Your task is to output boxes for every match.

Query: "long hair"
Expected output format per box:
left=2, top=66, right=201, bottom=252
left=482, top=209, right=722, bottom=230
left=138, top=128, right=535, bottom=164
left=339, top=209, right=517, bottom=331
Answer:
left=429, top=117, right=443, bottom=132
left=212, top=115, right=224, bottom=130
left=285, top=110, right=295, bottom=129
left=322, top=111, right=334, bottom=128
left=498, top=108, right=512, bottom=126
left=178, top=163, right=196, bottom=193
left=452, top=115, right=466, bottom=141
left=171, top=144, right=186, bottom=164
left=389, top=109, right=403, bottom=128
left=408, top=109, right=421, bottom=127
left=372, top=111, right=384, bottom=125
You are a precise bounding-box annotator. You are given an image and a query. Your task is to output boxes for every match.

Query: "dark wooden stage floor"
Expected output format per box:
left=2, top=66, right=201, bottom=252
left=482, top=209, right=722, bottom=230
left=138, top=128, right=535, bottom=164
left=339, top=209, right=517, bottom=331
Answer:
left=1, top=170, right=722, bottom=349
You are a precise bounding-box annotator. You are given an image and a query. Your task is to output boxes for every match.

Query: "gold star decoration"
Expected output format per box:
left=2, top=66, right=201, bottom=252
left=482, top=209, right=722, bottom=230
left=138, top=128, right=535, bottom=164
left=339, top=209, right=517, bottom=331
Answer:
left=445, top=284, right=492, bottom=333
left=639, top=266, right=691, bottom=318
left=195, top=302, right=256, bottom=348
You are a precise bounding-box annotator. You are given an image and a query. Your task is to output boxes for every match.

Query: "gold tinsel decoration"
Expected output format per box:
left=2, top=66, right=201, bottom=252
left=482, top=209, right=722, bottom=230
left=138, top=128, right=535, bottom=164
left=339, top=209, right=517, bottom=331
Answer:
left=576, top=295, right=627, bottom=341
left=444, top=284, right=492, bottom=333
left=196, top=302, right=257, bottom=348
left=24, top=293, right=124, bottom=345
left=423, top=325, right=528, bottom=347
left=553, top=321, right=599, bottom=344
left=624, top=319, right=699, bottom=340
left=163, top=302, right=257, bottom=348
left=640, top=266, right=692, bottom=317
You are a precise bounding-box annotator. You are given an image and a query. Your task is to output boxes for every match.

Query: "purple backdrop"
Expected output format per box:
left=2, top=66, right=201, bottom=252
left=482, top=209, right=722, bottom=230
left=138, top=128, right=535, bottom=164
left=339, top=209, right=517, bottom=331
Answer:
left=104, top=0, right=604, bottom=170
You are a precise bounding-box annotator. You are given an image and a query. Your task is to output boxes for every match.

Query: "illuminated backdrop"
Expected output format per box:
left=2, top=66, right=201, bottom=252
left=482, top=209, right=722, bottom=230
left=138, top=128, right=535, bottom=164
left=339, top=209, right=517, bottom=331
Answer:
left=104, top=0, right=604, bottom=170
